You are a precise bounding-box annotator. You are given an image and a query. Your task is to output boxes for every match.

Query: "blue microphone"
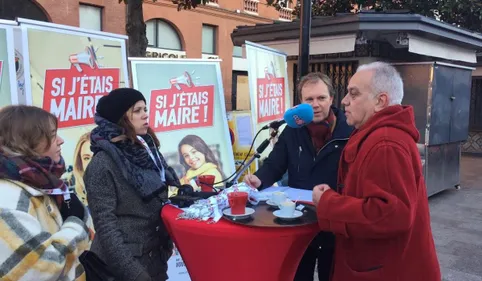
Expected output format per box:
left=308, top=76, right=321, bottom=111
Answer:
left=283, top=103, right=314, bottom=128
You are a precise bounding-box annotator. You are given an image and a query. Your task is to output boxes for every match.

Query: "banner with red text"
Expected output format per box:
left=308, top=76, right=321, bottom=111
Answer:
left=131, top=58, right=236, bottom=281
left=0, top=21, right=18, bottom=108
left=130, top=58, right=235, bottom=191
left=19, top=18, right=129, bottom=206
left=245, top=41, right=291, bottom=162
left=150, top=83, right=214, bottom=132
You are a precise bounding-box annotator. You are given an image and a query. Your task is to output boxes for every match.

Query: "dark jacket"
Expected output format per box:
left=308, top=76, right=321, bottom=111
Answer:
left=255, top=106, right=353, bottom=191
left=317, top=105, right=440, bottom=281
left=255, top=106, right=353, bottom=248
left=84, top=151, right=174, bottom=281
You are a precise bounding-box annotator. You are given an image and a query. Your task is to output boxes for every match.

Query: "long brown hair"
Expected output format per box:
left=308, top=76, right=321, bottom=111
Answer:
left=177, top=135, right=224, bottom=177
left=0, top=105, right=58, bottom=157
left=114, top=108, right=160, bottom=148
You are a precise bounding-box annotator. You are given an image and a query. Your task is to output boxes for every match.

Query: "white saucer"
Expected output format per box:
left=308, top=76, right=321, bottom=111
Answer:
left=266, top=200, right=279, bottom=207
left=223, top=207, right=255, bottom=219
left=273, top=210, right=303, bottom=220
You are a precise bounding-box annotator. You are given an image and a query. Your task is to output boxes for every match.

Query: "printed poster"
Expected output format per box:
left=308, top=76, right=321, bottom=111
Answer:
left=19, top=19, right=129, bottom=205
left=245, top=41, right=291, bottom=162
left=0, top=60, right=3, bottom=92
left=227, top=110, right=257, bottom=182
left=130, top=58, right=236, bottom=281
left=13, top=26, right=27, bottom=104
left=0, top=22, right=18, bottom=107
left=130, top=58, right=235, bottom=190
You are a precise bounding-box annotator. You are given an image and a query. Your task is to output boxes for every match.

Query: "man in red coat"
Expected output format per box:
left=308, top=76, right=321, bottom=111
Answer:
left=312, top=61, right=441, bottom=281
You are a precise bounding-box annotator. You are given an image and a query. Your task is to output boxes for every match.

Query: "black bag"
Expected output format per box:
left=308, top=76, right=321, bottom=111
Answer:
left=79, top=250, right=116, bottom=281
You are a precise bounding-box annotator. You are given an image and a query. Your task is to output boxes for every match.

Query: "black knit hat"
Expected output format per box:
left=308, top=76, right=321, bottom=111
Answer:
left=96, top=88, right=146, bottom=124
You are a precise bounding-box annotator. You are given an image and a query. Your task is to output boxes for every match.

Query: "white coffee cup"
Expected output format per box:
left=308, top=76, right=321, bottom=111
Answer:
left=271, top=191, right=287, bottom=204
left=278, top=200, right=296, bottom=217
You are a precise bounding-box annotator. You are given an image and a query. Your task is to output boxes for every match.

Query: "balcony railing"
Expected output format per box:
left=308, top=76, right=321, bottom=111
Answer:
left=279, top=7, right=293, bottom=21
left=244, top=0, right=259, bottom=14
left=207, top=0, right=219, bottom=6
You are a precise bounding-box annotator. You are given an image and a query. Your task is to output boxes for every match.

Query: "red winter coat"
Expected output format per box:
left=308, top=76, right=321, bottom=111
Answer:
left=317, top=105, right=441, bottom=281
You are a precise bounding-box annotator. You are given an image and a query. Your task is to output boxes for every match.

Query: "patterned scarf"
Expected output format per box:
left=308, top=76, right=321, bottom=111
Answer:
left=0, top=149, right=68, bottom=197
left=306, top=109, right=337, bottom=152
left=90, top=114, right=176, bottom=201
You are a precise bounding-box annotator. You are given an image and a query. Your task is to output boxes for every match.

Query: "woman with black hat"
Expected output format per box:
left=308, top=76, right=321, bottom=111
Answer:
left=84, top=88, right=180, bottom=281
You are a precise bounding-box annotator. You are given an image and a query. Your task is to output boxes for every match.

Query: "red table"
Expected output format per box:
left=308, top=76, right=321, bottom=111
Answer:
left=161, top=204, right=319, bottom=281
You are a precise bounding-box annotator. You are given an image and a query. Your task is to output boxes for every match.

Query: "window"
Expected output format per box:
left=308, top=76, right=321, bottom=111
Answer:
left=202, top=24, right=216, bottom=54
left=146, top=19, right=182, bottom=50
left=1, top=0, right=49, bottom=22
left=79, top=4, right=102, bottom=31
left=232, top=71, right=250, bottom=110
left=279, top=0, right=291, bottom=9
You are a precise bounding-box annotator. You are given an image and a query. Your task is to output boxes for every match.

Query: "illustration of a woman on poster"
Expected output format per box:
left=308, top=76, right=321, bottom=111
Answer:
left=72, top=132, right=93, bottom=206
left=178, top=134, right=224, bottom=188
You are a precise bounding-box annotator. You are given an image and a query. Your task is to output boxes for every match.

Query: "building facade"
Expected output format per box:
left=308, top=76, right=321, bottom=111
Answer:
left=232, top=13, right=482, bottom=156
left=2, top=0, right=296, bottom=110
left=462, top=57, right=482, bottom=155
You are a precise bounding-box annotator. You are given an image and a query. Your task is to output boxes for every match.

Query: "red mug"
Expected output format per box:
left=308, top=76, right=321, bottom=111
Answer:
left=228, top=192, right=248, bottom=215
left=197, top=175, right=216, bottom=192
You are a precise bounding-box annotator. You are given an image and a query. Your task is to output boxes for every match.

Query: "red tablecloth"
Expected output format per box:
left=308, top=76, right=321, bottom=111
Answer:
left=161, top=204, right=319, bottom=281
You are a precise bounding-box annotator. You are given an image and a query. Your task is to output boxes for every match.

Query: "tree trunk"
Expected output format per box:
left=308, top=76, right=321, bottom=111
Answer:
left=126, top=0, right=148, bottom=57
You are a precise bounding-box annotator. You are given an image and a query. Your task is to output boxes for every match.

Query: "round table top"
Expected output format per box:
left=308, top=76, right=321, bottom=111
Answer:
left=222, top=201, right=318, bottom=228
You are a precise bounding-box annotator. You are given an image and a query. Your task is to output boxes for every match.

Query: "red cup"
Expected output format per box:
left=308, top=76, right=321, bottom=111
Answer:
left=228, top=192, right=248, bottom=215
left=197, top=175, right=216, bottom=192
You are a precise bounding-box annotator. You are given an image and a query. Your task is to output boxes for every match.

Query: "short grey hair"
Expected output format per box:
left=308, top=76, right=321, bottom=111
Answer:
left=356, top=61, right=404, bottom=105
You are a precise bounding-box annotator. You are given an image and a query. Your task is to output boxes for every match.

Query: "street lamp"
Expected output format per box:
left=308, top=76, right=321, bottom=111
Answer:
left=297, top=0, right=312, bottom=80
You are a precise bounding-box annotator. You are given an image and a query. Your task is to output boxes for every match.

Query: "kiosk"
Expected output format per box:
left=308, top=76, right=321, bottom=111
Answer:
left=395, top=62, right=473, bottom=196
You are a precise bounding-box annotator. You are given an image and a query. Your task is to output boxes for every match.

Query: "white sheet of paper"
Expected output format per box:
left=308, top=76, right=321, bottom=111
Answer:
left=259, top=186, right=313, bottom=203
left=236, top=115, right=253, bottom=147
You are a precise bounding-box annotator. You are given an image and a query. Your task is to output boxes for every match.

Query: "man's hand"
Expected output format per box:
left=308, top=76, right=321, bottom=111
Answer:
left=243, top=174, right=262, bottom=189
left=313, top=184, right=331, bottom=206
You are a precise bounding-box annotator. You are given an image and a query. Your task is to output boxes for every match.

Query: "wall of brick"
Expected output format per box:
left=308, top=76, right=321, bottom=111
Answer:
left=27, top=0, right=284, bottom=110
left=35, top=0, right=126, bottom=34
left=143, top=0, right=275, bottom=110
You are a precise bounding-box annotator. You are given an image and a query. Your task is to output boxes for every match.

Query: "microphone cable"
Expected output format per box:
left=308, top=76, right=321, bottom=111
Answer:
left=210, top=126, right=266, bottom=187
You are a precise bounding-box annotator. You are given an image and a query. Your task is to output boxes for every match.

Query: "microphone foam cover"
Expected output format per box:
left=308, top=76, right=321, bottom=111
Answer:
left=283, top=103, right=314, bottom=128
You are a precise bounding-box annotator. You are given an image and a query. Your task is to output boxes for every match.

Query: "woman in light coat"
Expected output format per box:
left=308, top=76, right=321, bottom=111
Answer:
left=0, top=105, right=92, bottom=281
